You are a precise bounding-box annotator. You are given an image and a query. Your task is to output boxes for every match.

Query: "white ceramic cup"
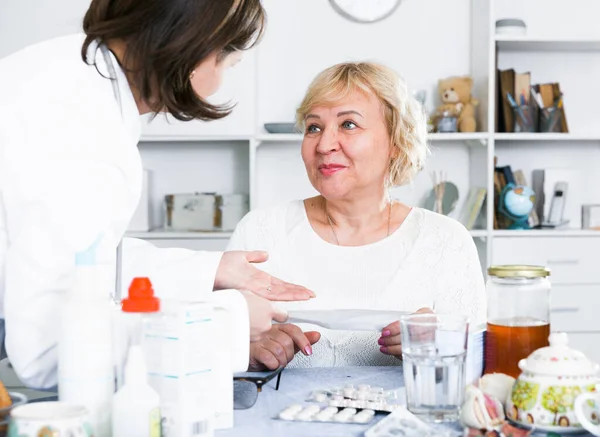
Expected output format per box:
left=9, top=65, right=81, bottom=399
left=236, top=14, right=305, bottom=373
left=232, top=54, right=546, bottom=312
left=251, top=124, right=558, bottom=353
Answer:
left=8, top=402, right=92, bottom=437
left=575, top=392, right=600, bottom=435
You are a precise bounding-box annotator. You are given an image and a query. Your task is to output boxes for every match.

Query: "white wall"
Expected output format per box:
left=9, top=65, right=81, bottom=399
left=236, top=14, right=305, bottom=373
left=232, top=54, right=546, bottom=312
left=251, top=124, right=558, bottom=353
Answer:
left=257, top=0, right=472, bottom=129
left=0, top=0, right=91, bottom=58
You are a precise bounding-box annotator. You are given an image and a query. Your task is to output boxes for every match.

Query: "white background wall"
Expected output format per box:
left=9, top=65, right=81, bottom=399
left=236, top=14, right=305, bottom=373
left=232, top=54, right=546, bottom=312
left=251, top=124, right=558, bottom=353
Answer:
left=0, top=0, right=90, bottom=58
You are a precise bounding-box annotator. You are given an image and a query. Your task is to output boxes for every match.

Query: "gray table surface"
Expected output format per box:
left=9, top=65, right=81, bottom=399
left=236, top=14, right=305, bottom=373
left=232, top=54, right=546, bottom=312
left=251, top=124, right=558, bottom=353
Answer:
left=217, top=366, right=462, bottom=437
left=217, top=366, right=594, bottom=437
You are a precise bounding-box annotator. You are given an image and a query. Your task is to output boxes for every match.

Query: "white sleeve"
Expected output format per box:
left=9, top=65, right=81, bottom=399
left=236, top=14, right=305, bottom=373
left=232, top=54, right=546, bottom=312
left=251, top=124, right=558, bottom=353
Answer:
left=121, top=238, right=222, bottom=300
left=2, top=114, right=131, bottom=389
left=433, top=225, right=487, bottom=327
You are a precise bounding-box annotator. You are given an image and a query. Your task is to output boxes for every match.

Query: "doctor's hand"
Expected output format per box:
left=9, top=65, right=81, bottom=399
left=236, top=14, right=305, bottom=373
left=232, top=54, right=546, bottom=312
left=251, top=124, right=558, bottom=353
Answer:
left=248, top=324, right=321, bottom=371
left=241, top=291, right=290, bottom=341
left=214, top=251, right=316, bottom=301
left=379, top=307, right=435, bottom=358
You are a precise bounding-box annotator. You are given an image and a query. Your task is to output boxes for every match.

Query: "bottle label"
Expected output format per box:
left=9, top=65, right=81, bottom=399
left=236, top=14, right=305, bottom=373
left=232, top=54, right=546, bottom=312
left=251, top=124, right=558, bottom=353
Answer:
left=150, top=407, right=162, bottom=437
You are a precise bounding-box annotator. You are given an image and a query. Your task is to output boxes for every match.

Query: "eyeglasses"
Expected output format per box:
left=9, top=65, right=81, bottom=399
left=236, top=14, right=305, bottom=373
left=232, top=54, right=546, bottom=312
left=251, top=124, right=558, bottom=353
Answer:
left=233, top=367, right=283, bottom=410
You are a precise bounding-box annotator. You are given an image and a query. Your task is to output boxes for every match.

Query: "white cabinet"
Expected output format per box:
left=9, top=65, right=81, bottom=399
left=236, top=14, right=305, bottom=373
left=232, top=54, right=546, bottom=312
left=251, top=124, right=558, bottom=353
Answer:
left=492, top=237, right=600, bottom=284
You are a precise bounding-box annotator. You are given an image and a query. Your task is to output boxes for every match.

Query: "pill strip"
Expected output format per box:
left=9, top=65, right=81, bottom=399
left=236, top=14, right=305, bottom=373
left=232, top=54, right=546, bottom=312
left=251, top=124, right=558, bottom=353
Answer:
left=307, top=384, right=402, bottom=413
left=277, top=404, right=377, bottom=424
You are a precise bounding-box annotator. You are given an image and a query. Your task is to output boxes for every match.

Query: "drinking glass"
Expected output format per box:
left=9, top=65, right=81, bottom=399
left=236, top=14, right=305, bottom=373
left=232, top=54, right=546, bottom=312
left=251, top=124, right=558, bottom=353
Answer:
left=400, top=313, right=469, bottom=423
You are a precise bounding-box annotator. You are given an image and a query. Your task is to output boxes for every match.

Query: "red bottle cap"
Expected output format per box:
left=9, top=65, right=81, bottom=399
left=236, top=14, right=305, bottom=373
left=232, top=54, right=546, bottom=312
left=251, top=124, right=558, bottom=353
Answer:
left=122, top=277, right=160, bottom=313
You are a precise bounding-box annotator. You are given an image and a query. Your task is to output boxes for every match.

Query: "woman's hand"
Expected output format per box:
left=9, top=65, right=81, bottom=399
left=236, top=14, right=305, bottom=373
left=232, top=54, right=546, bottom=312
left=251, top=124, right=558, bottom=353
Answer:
left=379, top=307, right=435, bottom=358
left=248, top=324, right=321, bottom=371
left=214, top=251, right=316, bottom=301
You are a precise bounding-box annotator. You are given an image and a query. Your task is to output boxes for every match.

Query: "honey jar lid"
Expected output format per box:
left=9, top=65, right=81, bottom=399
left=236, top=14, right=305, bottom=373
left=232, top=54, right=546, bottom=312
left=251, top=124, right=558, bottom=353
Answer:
left=518, top=332, right=598, bottom=377
left=487, top=265, right=550, bottom=278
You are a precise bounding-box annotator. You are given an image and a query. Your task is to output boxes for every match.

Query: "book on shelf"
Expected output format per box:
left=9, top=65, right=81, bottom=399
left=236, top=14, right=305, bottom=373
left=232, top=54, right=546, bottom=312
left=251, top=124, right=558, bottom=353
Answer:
left=458, top=187, right=487, bottom=230
left=496, top=69, right=569, bottom=133
left=497, top=68, right=515, bottom=133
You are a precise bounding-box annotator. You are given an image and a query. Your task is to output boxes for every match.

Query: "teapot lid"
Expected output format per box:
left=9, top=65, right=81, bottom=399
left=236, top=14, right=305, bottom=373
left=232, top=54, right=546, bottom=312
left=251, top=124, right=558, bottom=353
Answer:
left=519, top=332, right=598, bottom=377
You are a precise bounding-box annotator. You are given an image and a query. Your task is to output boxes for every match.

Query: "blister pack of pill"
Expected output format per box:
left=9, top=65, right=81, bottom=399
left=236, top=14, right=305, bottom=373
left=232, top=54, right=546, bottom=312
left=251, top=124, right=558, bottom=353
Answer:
left=364, top=406, right=454, bottom=437
left=306, top=384, right=402, bottom=413
left=277, top=404, right=377, bottom=424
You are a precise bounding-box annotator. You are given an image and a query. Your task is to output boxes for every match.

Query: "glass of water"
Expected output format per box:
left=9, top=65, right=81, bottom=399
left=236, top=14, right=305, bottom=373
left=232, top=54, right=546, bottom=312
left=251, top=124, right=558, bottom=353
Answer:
left=400, top=313, right=469, bottom=423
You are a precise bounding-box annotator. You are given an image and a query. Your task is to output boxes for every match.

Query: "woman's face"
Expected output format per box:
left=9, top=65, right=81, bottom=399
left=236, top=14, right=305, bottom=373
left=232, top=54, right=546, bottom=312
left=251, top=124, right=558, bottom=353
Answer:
left=190, top=50, right=243, bottom=98
left=301, top=90, right=393, bottom=200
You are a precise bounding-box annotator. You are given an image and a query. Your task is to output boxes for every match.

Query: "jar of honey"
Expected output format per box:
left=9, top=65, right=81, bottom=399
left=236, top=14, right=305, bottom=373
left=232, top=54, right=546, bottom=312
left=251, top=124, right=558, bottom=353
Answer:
left=484, top=265, right=551, bottom=378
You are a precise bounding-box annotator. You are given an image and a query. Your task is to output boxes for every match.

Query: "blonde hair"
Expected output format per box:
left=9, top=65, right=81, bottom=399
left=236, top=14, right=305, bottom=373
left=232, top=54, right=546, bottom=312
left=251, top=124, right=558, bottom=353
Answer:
left=296, top=62, right=428, bottom=187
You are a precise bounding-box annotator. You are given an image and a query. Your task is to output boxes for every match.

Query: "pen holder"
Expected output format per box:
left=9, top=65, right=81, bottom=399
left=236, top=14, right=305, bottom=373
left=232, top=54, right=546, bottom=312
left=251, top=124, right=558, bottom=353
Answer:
left=512, top=105, right=536, bottom=133
left=539, top=106, right=563, bottom=133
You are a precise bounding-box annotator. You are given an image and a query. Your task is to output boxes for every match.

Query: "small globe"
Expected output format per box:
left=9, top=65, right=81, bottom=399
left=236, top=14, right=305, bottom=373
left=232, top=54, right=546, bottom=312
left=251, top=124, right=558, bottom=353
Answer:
left=503, top=185, right=536, bottom=219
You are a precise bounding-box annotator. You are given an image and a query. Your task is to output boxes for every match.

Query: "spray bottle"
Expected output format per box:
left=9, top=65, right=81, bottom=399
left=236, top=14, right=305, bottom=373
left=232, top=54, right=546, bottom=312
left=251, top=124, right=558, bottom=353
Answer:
left=58, top=235, right=115, bottom=437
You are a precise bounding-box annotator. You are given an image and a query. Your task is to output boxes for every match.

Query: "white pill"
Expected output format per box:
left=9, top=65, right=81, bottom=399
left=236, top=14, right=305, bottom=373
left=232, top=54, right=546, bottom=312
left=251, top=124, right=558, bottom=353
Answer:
left=303, top=405, right=321, bottom=414
left=349, top=400, right=362, bottom=408
left=366, top=393, right=378, bottom=402
left=295, top=411, right=316, bottom=421
left=314, top=407, right=338, bottom=421
left=356, top=391, right=368, bottom=401
left=331, top=394, right=343, bottom=401
left=314, top=393, right=327, bottom=403
left=328, top=400, right=341, bottom=407
left=352, top=413, right=374, bottom=423
left=341, top=408, right=357, bottom=415
left=343, top=388, right=356, bottom=398
left=278, top=411, right=296, bottom=421
left=358, top=384, right=370, bottom=391
left=333, top=413, right=351, bottom=422
left=283, top=404, right=303, bottom=414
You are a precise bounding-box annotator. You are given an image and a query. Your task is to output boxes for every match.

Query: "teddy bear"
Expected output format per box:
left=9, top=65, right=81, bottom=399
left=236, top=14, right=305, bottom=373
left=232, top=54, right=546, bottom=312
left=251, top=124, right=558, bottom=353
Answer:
left=435, top=75, right=479, bottom=132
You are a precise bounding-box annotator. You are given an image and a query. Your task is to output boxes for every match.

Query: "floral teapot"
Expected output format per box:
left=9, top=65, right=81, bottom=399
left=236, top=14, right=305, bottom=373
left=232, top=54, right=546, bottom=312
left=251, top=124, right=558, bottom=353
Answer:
left=506, top=332, right=600, bottom=432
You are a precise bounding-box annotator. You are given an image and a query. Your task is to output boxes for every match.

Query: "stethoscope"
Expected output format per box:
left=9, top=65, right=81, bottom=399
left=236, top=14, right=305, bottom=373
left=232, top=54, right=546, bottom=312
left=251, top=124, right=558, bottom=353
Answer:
left=98, top=43, right=124, bottom=304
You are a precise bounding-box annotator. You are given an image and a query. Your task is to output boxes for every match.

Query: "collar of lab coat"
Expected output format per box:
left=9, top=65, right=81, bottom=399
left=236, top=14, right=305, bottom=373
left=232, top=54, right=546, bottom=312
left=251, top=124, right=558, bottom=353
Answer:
left=86, top=39, right=141, bottom=144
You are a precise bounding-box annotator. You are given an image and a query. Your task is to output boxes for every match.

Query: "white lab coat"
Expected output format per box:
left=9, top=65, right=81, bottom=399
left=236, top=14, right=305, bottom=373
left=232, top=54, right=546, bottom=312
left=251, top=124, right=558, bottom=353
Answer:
left=0, top=34, right=224, bottom=389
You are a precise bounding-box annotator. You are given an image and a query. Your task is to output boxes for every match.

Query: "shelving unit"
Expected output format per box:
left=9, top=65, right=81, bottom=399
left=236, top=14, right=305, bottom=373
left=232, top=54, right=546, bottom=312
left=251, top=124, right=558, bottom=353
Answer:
left=133, top=1, right=600, bottom=275
left=495, top=36, right=600, bottom=52
left=486, top=0, right=600, bottom=362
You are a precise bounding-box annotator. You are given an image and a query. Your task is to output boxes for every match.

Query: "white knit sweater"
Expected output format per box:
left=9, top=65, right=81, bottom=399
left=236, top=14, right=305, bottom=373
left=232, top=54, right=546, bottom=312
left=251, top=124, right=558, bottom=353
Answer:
left=227, top=200, right=486, bottom=367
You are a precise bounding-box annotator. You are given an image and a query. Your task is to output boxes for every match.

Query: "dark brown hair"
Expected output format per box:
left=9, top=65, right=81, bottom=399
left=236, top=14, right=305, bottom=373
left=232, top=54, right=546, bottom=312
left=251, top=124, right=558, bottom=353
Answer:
left=81, top=0, right=266, bottom=121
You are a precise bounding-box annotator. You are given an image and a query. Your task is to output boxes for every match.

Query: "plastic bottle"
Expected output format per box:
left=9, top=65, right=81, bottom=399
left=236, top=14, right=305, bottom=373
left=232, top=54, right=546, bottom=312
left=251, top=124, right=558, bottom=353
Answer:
left=58, top=236, right=114, bottom=437
left=112, top=345, right=161, bottom=437
left=115, top=277, right=161, bottom=389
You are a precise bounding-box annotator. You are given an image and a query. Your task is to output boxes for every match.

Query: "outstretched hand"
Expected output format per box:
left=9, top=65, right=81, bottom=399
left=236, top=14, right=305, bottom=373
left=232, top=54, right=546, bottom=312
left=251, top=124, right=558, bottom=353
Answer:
left=214, top=251, right=316, bottom=301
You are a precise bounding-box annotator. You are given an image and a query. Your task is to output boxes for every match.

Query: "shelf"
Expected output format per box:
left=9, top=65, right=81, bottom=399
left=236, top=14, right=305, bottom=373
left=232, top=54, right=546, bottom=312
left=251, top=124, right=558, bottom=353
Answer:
left=126, top=230, right=233, bottom=239
left=256, top=133, right=303, bottom=142
left=496, top=36, right=600, bottom=52
left=469, top=230, right=488, bottom=238
left=493, top=229, right=600, bottom=238
left=139, top=135, right=252, bottom=142
left=494, top=133, right=600, bottom=141
left=428, top=133, right=488, bottom=142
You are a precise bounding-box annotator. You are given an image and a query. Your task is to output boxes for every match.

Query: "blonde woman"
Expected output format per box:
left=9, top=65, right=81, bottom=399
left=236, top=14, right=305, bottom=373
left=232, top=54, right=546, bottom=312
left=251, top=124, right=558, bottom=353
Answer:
left=228, top=62, right=486, bottom=370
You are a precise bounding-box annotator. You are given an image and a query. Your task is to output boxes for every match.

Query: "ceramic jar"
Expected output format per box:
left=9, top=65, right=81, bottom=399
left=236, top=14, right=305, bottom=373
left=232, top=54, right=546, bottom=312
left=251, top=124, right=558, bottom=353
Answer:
left=507, top=332, right=600, bottom=432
